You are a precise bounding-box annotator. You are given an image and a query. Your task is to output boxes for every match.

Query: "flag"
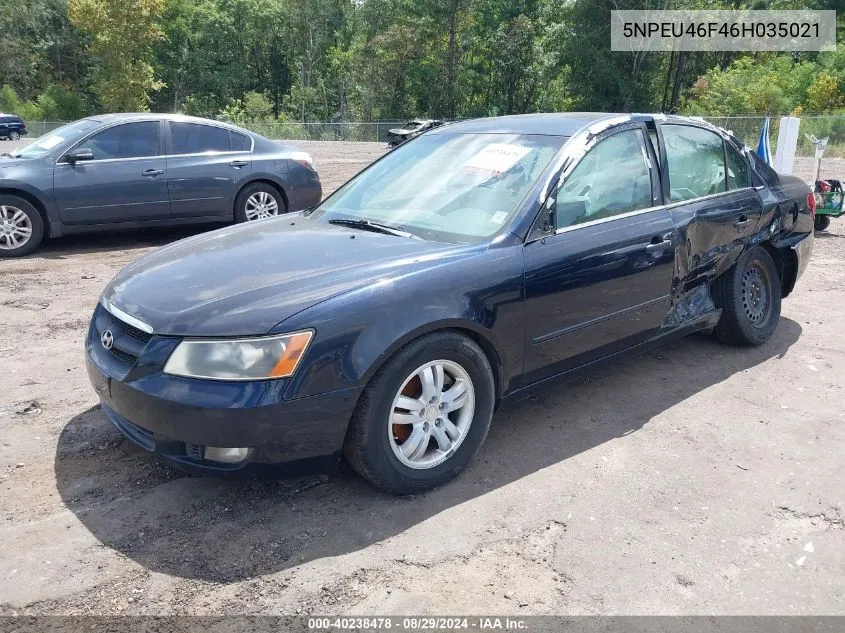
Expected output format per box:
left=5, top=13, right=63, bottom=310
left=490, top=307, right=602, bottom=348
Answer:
left=757, top=116, right=772, bottom=165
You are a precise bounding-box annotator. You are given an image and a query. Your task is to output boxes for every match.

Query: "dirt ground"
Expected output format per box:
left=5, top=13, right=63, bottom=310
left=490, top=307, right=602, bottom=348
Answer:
left=0, top=140, right=843, bottom=616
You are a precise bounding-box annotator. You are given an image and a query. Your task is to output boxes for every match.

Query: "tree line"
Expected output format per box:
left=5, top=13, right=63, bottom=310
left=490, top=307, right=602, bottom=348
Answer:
left=1, top=0, right=843, bottom=126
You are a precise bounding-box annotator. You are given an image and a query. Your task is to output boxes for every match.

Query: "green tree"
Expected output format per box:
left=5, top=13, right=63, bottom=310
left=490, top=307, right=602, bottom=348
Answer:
left=68, top=0, right=165, bottom=111
left=806, top=72, right=845, bottom=113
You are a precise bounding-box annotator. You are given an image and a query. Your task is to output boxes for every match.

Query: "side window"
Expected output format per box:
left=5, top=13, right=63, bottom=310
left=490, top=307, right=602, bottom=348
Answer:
left=555, top=129, right=653, bottom=229
left=170, top=123, right=230, bottom=155
left=726, top=143, right=749, bottom=190
left=662, top=125, right=726, bottom=202
left=229, top=130, right=251, bottom=151
left=749, top=151, right=780, bottom=188
left=80, top=122, right=160, bottom=160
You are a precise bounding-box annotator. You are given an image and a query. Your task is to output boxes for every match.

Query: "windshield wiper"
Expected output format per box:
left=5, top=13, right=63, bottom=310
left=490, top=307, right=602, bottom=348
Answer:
left=328, top=218, right=421, bottom=240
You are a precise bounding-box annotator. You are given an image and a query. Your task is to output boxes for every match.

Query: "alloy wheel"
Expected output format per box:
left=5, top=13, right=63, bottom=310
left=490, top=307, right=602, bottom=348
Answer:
left=389, top=359, right=475, bottom=469
left=0, top=205, right=33, bottom=251
left=244, top=191, right=280, bottom=221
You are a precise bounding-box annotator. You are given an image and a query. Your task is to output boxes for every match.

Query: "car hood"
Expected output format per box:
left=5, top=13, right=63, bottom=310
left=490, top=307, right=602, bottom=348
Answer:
left=103, top=216, right=467, bottom=336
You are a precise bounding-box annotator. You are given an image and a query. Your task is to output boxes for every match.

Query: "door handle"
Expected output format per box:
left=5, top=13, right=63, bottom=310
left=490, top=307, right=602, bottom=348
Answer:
left=229, top=160, right=248, bottom=168
left=734, top=215, right=751, bottom=229
left=645, top=237, right=671, bottom=252
left=142, top=168, right=164, bottom=177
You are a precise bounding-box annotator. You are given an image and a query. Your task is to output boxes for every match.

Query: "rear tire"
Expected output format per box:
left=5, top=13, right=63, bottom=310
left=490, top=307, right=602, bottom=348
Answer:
left=8, top=131, right=20, bottom=141
left=0, top=196, right=44, bottom=257
left=344, top=331, right=495, bottom=494
left=713, top=246, right=781, bottom=346
left=234, top=182, right=286, bottom=223
left=815, top=215, right=831, bottom=231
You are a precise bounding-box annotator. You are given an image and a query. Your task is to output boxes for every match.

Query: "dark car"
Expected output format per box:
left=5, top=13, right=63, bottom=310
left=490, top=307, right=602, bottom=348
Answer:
left=386, top=119, right=444, bottom=147
left=0, top=114, right=321, bottom=257
left=0, top=114, right=28, bottom=141
left=86, top=113, right=814, bottom=494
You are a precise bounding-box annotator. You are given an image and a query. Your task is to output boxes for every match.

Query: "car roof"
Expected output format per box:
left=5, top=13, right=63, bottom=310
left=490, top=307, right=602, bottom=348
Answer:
left=81, top=113, right=252, bottom=133
left=436, top=112, right=719, bottom=137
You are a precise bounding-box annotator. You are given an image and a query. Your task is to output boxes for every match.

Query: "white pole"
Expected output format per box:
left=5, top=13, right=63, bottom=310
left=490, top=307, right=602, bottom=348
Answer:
left=773, top=116, right=800, bottom=175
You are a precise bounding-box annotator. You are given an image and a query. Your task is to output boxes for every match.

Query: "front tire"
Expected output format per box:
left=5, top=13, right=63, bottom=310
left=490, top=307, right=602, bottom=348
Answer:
left=344, top=331, right=496, bottom=494
left=713, top=246, right=781, bottom=346
left=234, top=182, right=286, bottom=223
left=815, top=215, right=831, bottom=231
left=0, top=196, right=44, bottom=257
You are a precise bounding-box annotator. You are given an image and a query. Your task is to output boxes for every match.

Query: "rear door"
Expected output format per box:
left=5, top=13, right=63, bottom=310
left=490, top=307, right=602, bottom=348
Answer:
left=165, top=121, right=252, bottom=218
left=53, top=120, right=170, bottom=225
left=657, top=123, right=763, bottom=285
left=523, top=124, right=676, bottom=383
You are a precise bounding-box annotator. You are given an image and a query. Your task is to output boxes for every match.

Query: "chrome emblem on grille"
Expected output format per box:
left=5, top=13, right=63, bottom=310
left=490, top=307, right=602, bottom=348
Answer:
left=101, top=329, right=114, bottom=350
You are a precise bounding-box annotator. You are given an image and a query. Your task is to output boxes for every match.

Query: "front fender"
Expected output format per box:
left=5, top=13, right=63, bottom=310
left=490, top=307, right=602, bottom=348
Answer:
left=0, top=176, right=59, bottom=232
left=275, top=245, right=526, bottom=400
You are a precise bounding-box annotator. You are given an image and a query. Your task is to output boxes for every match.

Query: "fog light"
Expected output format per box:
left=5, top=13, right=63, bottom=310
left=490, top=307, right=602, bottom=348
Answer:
left=204, top=446, right=251, bottom=464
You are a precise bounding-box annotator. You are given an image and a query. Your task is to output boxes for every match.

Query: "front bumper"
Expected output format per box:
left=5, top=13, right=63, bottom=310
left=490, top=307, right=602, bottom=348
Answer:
left=85, top=305, right=361, bottom=475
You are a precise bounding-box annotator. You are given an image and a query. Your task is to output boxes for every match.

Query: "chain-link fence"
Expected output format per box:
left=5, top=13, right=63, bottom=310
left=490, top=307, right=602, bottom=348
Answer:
left=703, top=115, right=845, bottom=158
left=17, top=120, right=410, bottom=143
left=20, top=121, right=73, bottom=137
left=246, top=116, right=844, bottom=155
left=244, top=121, right=406, bottom=143
left=19, top=116, right=845, bottom=156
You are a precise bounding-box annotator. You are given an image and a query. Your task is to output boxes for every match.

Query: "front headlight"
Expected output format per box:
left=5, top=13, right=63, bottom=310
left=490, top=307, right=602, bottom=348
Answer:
left=163, top=331, right=313, bottom=381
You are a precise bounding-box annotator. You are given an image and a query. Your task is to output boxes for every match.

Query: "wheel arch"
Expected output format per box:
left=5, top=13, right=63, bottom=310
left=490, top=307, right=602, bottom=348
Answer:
left=233, top=178, right=289, bottom=219
left=360, top=320, right=505, bottom=404
left=0, top=187, right=50, bottom=235
left=759, top=240, right=798, bottom=298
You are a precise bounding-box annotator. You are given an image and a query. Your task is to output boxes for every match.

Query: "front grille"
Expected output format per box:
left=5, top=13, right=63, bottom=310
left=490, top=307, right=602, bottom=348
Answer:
left=109, top=346, right=138, bottom=365
left=90, top=303, right=153, bottom=374
left=102, top=310, right=152, bottom=345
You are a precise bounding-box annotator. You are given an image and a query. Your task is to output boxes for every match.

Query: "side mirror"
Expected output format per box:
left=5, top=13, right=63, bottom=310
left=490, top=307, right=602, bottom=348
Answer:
left=65, top=148, right=94, bottom=164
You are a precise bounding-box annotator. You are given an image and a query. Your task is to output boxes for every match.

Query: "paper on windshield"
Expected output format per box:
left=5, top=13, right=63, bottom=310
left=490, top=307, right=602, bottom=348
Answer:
left=36, top=135, right=64, bottom=149
left=463, top=143, right=531, bottom=174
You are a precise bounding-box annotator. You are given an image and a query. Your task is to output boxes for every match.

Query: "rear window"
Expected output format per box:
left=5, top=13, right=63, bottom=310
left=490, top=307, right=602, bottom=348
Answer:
left=662, top=124, right=727, bottom=201
left=170, top=122, right=231, bottom=154
left=726, top=143, right=749, bottom=190
left=229, top=130, right=251, bottom=151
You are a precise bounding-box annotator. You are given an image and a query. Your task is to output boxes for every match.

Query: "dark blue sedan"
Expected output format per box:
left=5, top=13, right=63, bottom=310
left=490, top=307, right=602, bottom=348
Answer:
left=86, top=113, right=814, bottom=494
left=0, top=113, right=321, bottom=256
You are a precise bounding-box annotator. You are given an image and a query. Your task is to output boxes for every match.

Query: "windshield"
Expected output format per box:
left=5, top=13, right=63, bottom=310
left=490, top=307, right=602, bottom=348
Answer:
left=311, top=132, right=565, bottom=243
left=13, top=119, right=100, bottom=159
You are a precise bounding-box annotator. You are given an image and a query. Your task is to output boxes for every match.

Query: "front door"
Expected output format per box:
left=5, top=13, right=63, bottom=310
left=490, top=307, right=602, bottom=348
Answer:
left=523, top=125, right=676, bottom=383
left=53, top=121, right=170, bottom=226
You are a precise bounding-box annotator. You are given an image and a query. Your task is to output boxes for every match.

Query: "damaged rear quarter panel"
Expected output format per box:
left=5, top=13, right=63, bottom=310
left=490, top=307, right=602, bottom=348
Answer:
left=666, top=187, right=764, bottom=317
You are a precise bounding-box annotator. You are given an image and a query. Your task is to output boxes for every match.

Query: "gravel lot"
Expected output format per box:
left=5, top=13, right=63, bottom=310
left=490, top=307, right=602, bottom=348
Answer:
left=0, top=140, right=843, bottom=616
